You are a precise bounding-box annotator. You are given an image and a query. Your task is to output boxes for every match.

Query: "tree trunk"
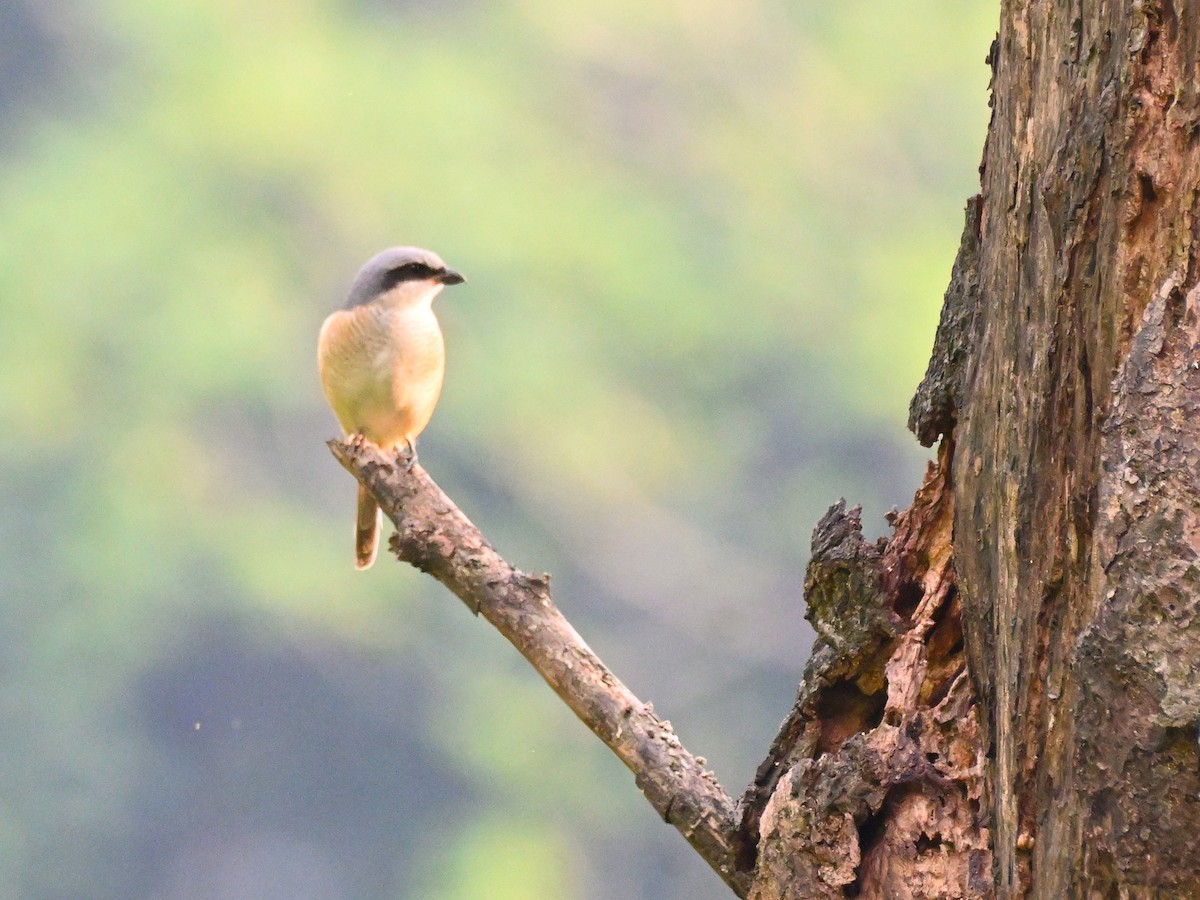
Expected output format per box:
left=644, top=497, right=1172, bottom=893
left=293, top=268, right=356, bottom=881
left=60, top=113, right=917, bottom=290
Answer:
left=743, top=1, right=1200, bottom=896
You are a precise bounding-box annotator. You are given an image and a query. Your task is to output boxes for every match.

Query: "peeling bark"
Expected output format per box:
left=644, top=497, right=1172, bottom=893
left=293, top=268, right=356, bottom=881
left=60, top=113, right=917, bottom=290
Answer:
left=910, top=196, right=984, bottom=448
left=742, top=446, right=991, bottom=899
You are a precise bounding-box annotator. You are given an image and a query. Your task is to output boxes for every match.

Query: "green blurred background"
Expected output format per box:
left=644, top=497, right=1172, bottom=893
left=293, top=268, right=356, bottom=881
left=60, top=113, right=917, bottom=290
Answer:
left=0, top=1, right=992, bottom=897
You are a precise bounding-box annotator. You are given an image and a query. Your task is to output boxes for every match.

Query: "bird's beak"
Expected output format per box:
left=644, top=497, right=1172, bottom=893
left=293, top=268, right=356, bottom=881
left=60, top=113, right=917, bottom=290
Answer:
left=438, top=268, right=466, bottom=285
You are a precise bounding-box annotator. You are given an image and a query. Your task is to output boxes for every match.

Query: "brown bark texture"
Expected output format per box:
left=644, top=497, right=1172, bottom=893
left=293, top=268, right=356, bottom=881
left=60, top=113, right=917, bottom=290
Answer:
left=750, top=0, right=1200, bottom=896
left=908, top=0, right=1200, bottom=895
left=738, top=445, right=991, bottom=899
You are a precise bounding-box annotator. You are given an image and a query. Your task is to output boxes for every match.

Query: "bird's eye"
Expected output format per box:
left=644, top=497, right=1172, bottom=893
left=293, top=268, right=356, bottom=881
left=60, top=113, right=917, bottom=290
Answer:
left=380, top=262, right=436, bottom=292
left=396, top=262, right=432, bottom=276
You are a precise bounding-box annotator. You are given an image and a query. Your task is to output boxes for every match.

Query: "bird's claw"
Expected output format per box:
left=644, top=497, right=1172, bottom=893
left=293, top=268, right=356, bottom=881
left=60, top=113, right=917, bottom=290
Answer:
left=400, top=441, right=418, bottom=472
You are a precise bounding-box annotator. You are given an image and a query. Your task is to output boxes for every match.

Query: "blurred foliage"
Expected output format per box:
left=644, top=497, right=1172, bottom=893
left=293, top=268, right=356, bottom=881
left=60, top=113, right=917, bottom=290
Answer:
left=0, top=0, right=993, bottom=897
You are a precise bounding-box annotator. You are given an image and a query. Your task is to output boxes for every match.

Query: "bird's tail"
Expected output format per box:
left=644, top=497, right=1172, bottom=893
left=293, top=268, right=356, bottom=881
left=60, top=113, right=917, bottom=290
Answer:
left=355, top=483, right=381, bottom=570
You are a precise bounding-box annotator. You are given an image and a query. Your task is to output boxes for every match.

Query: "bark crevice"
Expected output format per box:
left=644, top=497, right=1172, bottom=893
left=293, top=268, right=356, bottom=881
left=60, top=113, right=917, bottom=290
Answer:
left=742, top=444, right=991, bottom=899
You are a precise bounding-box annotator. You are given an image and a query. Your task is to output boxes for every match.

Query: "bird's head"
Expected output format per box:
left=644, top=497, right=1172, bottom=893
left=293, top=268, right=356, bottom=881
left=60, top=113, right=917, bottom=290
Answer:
left=344, top=246, right=465, bottom=309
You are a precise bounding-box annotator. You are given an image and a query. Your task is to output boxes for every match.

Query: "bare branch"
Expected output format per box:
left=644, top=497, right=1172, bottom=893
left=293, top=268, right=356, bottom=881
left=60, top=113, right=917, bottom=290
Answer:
left=328, top=438, right=753, bottom=897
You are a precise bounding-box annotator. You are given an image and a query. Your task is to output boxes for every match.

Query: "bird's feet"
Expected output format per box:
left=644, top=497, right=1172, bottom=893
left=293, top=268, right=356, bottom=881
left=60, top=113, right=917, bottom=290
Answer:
left=399, top=440, right=418, bottom=472
left=348, top=431, right=369, bottom=449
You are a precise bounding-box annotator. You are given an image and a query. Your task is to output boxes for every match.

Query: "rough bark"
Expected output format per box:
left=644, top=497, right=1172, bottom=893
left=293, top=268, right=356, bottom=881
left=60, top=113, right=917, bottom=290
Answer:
left=747, top=0, right=1200, bottom=896
left=910, top=0, right=1200, bottom=895
left=907, top=3, right=1200, bottom=897
left=740, top=445, right=991, bottom=898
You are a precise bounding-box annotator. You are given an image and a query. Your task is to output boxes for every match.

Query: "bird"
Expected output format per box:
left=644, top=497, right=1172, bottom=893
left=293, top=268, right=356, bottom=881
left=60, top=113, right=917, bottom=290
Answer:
left=318, top=246, right=465, bottom=569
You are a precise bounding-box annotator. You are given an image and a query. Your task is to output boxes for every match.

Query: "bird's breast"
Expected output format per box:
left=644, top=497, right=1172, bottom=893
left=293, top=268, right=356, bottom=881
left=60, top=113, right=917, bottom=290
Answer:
left=318, top=302, right=445, bottom=447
